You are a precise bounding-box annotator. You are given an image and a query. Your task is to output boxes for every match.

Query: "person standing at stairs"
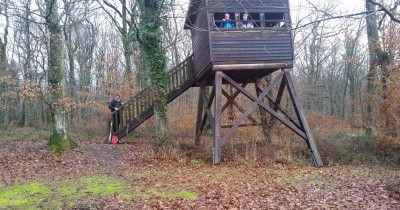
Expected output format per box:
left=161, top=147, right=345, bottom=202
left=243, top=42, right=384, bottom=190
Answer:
left=109, top=93, right=123, bottom=132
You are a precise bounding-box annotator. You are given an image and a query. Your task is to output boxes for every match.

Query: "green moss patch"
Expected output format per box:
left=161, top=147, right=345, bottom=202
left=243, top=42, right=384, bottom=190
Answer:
left=56, top=176, right=134, bottom=208
left=161, top=190, right=198, bottom=200
left=0, top=182, right=51, bottom=208
left=288, top=174, right=331, bottom=185
left=0, top=174, right=198, bottom=208
left=49, top=133, right=78, bottom=152
left=82, top=176, right=125, bottom=196
left=140, top=185, right=198, bottom=200
left=59, top=176, right=127, bottom=200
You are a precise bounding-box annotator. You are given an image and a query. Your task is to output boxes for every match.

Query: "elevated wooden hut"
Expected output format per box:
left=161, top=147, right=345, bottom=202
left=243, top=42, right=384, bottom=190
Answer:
left=184, top=0, right=322, bottom=166
left=185, top=0, right=293, bottom=82
left=108, top=0, right=323, bottom=167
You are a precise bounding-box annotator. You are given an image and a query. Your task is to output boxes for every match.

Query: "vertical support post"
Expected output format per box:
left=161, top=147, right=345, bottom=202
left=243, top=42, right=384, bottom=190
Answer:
left=195, top=84, right=205, bottom=146
left=260, top=13, right=265, bottom=28
left=214, top=71, right=223, bottom=165
left=274, top=72, right=286, bottom=112
left=235, top=13, right=240, bottom=28
left=284, top=70, right=323, bottom=167
left=255, top=78, right=271, bottom=143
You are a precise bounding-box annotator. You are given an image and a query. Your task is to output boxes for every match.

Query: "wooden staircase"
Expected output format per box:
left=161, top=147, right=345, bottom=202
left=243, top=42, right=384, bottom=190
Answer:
left=108, top=55, right=195, bottom=141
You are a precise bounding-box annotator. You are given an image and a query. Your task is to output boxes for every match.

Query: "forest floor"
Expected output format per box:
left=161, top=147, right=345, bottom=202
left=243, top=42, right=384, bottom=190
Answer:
left=0, top=138, right=399, bottom=209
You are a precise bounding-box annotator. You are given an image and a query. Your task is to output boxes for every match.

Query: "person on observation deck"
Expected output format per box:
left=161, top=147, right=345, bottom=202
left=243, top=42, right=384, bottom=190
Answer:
left=219, top=13, right=235, bottom=29
left=240, top=13, right=254, bottom=29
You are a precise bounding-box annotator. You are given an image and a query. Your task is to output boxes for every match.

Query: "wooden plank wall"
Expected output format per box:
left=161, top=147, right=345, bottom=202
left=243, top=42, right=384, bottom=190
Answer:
left=191, top=1, right=212, bottom=77
left=187, top=0, right=294, bottom=76
left=210, top=31, right=293, bottom=64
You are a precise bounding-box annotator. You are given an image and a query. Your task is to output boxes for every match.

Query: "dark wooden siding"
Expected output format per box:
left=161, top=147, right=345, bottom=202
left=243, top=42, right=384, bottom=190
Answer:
left=208, top=0, right=288, bottom=12
left=190, top=1, right=212, bottom=78
left=186, top=0, right=294, bottom=77
left=210, top=30, right=293, bottom=64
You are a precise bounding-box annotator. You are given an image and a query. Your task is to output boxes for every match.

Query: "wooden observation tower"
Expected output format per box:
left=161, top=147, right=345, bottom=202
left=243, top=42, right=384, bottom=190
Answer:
left=109, top=0, right=323, bottom=167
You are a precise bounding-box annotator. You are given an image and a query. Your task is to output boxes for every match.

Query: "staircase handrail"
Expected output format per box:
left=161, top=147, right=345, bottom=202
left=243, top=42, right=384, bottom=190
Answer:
left=107, top=54, right=194, bottom=141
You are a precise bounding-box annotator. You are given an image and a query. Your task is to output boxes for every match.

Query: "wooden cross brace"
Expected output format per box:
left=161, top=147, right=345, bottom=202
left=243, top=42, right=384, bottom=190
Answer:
left=195, top=69, right=323, bottom=167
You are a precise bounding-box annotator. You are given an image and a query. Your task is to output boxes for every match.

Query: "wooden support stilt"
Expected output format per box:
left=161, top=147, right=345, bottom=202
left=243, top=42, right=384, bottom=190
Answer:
left=255, top=79, right=272, bottom=142
left=202, top=87, right=215, bottom=135
left=195, top=84, right=205, bottom=146
left=274, top=72, right=286, bottom=112
left=283, top=70, right=323, bottom=166
left=195, top=85, right=216, bottom=146
left=213, top=71, right=223, bottom=165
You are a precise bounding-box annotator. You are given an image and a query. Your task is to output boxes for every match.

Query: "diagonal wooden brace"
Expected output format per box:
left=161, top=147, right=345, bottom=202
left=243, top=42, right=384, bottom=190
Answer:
left=222, top=88, right=258, bottom=124
left=284, top=70, right=323, bottom=167
left=221, top=71, right=308, bottom=141
left=220, top=71, right=286, bottom=145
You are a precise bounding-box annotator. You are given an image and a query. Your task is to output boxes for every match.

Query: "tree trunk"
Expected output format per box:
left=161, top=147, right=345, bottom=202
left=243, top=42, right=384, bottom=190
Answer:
left=46, top=0, right=76, bottom=151
left=365, top=0, right=380, bottom=136
left=138, top=0, right=169, bottom=146
left=256, top=77, right=274, bottom=144
left=121, top=0, right=134, bottom=76
left=0, top=0, right=8, bottom=125
left=63, top=21, right=76, bottom=121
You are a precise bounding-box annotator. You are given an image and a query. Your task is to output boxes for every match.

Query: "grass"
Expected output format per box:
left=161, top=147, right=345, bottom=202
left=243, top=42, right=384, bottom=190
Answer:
left=0, top=176, right=129, bottom=209
left=0, top=175, right=199, bottom=209
left=0, top=182, right=51, bottom=209
left=0, top=127, right=51, bottom=141
left=288, top=174, right=329, bottom=184
left=140, top=187, right=198, bottom=200
left=161, top=190, right=198, bottom=200
left=0, top=127, right=104, bottom=143
left=57, top=176, right=130, bottom=207
left=320, top=133, right=381, bottom=165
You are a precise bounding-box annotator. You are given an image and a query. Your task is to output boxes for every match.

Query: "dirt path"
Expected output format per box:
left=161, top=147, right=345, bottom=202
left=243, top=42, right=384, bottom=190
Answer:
left=81, top=144, right=123, bottom=163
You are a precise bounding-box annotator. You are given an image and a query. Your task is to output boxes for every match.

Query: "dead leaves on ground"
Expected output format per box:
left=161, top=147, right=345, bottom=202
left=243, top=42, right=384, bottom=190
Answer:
left=0, top=139, right=399, bottom=209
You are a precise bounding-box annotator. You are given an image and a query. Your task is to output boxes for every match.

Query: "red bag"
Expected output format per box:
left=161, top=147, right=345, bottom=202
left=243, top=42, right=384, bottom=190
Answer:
left=111, top=135, right=119, bottom=144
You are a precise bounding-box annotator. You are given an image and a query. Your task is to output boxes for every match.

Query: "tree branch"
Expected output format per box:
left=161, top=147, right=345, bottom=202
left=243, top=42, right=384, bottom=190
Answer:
left=368, top=0, right=400, bottom=23
left=103, top=0, right=123, bottom=19
left=96, top=0, right=123, bottom=33
left=292, top=10, right=375, bottom=31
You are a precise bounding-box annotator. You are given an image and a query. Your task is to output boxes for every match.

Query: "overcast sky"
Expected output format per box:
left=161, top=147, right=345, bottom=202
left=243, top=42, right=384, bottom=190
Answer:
left=290, top=0, right=365, bottom=16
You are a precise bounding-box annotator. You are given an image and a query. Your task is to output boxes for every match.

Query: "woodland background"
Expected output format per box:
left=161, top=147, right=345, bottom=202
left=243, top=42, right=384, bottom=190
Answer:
left=0, top=0, right=399, bottom=208
left=0, top=0, right=399, bottom=163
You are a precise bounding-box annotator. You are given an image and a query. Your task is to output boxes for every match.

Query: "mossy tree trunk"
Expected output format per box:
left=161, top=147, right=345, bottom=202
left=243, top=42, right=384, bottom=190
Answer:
left=46, top=0, right=76, bottom=151
left=137, top=0, right=169, bottom=146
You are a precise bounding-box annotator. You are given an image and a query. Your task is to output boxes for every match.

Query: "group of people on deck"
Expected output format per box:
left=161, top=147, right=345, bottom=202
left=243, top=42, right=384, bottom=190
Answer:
left=219, top=13, right=254, bottom=29
left=219, top=13, right=285, bottom=29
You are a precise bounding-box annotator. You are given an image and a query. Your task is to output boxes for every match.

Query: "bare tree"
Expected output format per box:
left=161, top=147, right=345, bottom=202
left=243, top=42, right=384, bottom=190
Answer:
left=0, top=0, right=9, bottom=125
left=367, top=0, right=400, bottom=23
left=97, top=0, right=138, bottom=77
left=342, top=22, right=365, bottom=125
left=365, top=0, right=380, bottom=136
left=46, top=0, right=76, bottom=151
left=162, top=0, right=191, bottom=67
